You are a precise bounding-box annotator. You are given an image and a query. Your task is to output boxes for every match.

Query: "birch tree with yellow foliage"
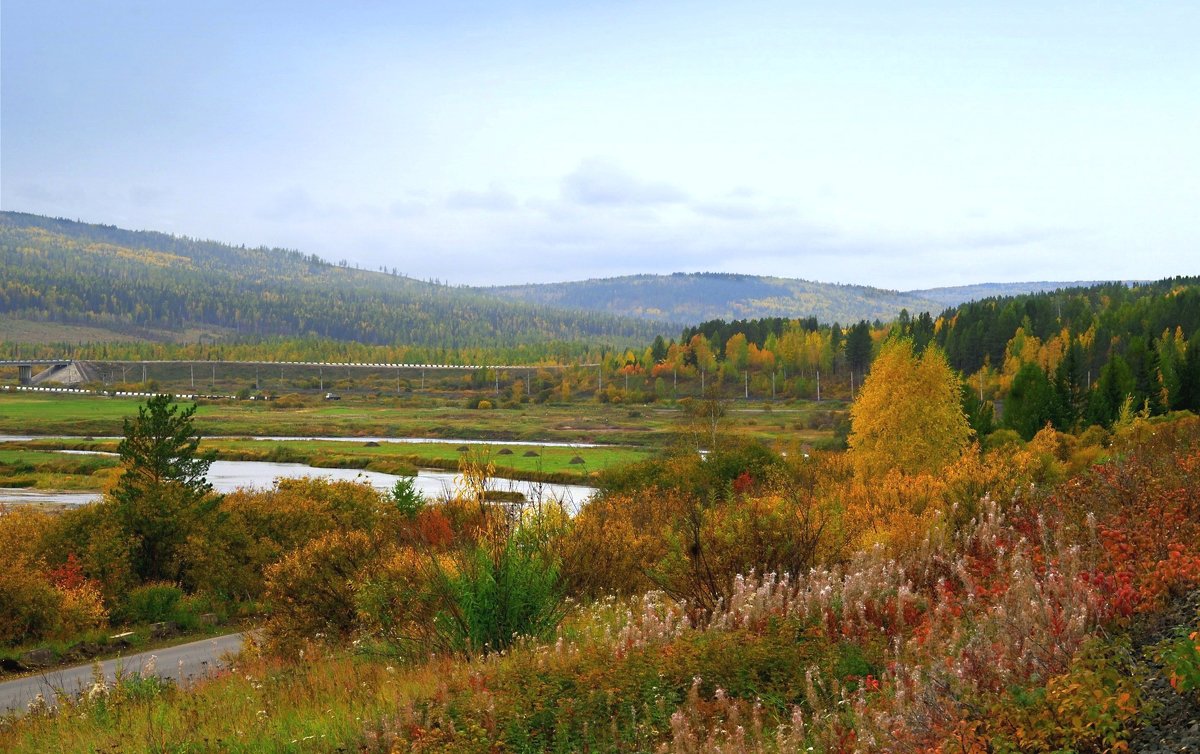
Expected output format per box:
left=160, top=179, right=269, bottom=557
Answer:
left=848, top=338, right=973, bottom=479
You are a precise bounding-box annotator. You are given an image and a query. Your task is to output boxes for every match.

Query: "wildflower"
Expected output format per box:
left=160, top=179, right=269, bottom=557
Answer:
left=87, top=680, right=107, bottom=701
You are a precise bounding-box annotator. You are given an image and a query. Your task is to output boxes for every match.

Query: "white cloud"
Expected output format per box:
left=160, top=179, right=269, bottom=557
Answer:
left=561, top=159, right=688, bottom=207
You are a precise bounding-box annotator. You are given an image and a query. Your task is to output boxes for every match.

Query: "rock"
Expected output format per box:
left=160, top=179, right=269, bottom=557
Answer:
left=149, top=621, right=174, bottom=639
left=497, top=448, right=513, bottom=455
left=109, top=630, right=134, bottom=649
left=19, top=647, right=55, bottom=668
left=364, top=441, right=380, bottom=447
left=523, top=450, right=540, bottom=457
left=569, top=456, right=586, bottom=465
left=1, top=657, right=27, bottom=674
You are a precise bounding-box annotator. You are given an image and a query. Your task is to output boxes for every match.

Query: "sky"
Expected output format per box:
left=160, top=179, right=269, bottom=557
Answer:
left=2, top=1, right=1197, bottom=289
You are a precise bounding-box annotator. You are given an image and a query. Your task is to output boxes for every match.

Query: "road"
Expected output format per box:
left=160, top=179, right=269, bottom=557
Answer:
left=0, top=632, right=245, bottom=715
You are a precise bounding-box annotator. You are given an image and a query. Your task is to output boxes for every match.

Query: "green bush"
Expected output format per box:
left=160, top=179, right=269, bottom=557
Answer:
left=118, top=582, right=183, bottom=624
left=984, top=428, right=1023, bottom=451
left=391, top=476, right=426, bottom=519
left=1154, top=626, right=1200, bottom=699
left=435, top=540, right=565, bottom=655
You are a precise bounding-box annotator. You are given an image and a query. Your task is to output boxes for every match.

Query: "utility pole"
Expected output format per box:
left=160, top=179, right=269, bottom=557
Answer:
left=142, top=364, right=147, bottom=384
left=771, top=371, right=776, bottom=399
left=744, top=371, right=749, bottom=399
left=211, top=365, right=215, bottom=390
left=850, top=370, right=854, bottom=398
left=816, top=369, right=821, bottom=402
left=319, top=367, right=323, bottom=392
left=190, top=364, right=194, bottom=389
left=700, top=369, right=705, bottom=393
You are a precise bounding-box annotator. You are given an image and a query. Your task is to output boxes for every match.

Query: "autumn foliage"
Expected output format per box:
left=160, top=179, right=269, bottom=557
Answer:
left=848, top=339, right=973, bottom=478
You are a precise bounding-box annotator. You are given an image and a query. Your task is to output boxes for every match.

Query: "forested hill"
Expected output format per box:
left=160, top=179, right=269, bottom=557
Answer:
left=0, top=212, right=668, bottom=349
left=480, top=273, right=1093, bottom=324
left=908, top=281, right=1113, bottom=308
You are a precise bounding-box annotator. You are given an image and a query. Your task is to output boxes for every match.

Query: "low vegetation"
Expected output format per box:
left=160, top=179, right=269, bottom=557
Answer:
left=2, top=340, right=1199, bottom=750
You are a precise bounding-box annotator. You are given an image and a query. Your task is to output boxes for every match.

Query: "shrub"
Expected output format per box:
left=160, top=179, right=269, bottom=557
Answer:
left=984, top=427, right=1023, bottom=451
left=0, top=561, right=61, bottom=645
left=1154, top=626, right=1200, bottom=699
left=435, top=538, right=565, bottom=655
left=271, top=393, right=307, bottom=409
left=263, top=530, right=376, bottom=654
left=119, top=582, right=183, bottom=624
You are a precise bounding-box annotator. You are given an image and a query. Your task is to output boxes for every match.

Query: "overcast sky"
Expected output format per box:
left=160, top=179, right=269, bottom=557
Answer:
left=3, top=1, right=1197, bottom=289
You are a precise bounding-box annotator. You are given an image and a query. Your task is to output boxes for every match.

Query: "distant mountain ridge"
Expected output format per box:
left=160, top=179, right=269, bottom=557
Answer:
left=480, top=273, right=1114, bottom=325
left=907, top=281, right=1119, bottom=308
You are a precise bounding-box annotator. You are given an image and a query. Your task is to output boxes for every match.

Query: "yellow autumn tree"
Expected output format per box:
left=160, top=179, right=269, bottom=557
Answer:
left=848, top=339, right=973, bottom=479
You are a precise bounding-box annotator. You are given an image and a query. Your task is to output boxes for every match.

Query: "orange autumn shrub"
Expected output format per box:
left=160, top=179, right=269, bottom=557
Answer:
left=560, top=490, right=690, bottom=597
left=263, top=529, right=376, bottom=655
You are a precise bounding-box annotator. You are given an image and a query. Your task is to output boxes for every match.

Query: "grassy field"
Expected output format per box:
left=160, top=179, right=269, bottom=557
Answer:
left=0, top=448, right=118, bottom=490
left=0, top=392, right=842, bottom=448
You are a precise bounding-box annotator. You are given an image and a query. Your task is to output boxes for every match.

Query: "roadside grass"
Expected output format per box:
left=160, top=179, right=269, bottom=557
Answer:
left=1, top=651, right=465, bottom=753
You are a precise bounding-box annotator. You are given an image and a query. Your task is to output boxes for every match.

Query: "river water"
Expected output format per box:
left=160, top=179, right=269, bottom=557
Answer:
left=0, top=444, right=597, bottom=511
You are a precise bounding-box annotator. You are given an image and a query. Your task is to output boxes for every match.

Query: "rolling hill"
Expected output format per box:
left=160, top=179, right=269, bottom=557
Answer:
left=0, top=212, right=669, bottom=350
left=479, top=273, right=1107, bottom=325
left=481, top=273, right=944, bottom=325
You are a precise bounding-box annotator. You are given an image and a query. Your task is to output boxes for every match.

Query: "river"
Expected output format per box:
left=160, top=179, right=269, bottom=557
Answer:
left=0, top=450, right=596, bottom=511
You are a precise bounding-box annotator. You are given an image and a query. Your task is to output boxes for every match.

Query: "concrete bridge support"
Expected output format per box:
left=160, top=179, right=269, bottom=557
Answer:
left=18, top=365, right=32, bottom=385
